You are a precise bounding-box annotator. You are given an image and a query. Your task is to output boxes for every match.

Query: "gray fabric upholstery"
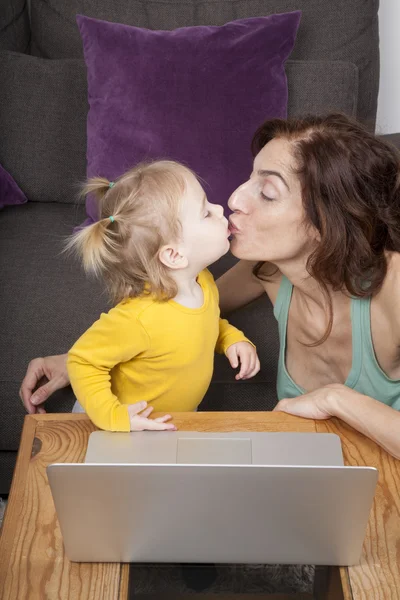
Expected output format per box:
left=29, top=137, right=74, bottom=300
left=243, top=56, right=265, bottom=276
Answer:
left=0, top=53, right=87, bottom=204
left=29, top=0, right=378, bottom=127
left=0, top=202, right=108, bottom=449
left=0, top=52, right=357, bottom=205
left=0, top=452, right=18, bottom=494
left=0, top=0, right=30, bottom=53
left=286, top=60, right=358, bottom=118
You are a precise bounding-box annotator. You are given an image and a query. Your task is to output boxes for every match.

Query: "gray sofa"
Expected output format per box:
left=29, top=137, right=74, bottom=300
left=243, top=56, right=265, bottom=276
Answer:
left=0, top=0, right=398, bottom=494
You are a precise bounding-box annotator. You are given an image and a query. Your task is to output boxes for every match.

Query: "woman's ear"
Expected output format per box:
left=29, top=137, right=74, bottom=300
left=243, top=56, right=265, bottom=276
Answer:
left=158, top=245, right=188, bottom=270
left=305, top=221, right=321, bottom=244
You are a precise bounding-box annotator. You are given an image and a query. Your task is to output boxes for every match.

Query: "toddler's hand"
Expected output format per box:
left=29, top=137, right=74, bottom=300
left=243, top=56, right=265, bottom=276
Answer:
left=225, top=342, right=260, bottom=380
left=127, top=401, right=177, bottom=432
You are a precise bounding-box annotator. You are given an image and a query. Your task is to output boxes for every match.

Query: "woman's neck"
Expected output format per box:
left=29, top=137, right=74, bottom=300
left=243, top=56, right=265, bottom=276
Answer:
left=276, top=257, right=348, bottom=311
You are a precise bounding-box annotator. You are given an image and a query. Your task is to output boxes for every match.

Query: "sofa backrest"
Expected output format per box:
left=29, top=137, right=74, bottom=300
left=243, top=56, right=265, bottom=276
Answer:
left=0, top=53, right=358, bottom=204
left=29, top=0, right=379, bottom=128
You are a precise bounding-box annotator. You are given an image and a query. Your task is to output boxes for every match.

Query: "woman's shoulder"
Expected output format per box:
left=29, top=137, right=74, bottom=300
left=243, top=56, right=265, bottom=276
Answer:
left=377, top=252, right=400, bottom=335
left=382, top=252, right=400, bottom=293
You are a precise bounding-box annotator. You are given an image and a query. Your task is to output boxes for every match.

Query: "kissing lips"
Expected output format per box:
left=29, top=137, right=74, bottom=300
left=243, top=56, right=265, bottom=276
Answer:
left=228, top=219, right=240, bottom=234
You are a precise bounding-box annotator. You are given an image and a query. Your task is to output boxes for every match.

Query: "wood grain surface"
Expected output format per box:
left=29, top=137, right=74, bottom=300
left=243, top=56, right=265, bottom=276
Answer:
left=316, top=418, right=400, bottom=600
left=0, top=414, right=127, bottom=600
left=0, top=411, right=398, bottom=599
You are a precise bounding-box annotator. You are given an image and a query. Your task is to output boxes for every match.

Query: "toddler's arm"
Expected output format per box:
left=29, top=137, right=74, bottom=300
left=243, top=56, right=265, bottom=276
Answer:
left=217, top=319, right=260, bottom=380
left=216, top=317, right=254, bottom=355
left=67, top=303, right=150, bottom=432
left=206, top=267, right=260, bottom=379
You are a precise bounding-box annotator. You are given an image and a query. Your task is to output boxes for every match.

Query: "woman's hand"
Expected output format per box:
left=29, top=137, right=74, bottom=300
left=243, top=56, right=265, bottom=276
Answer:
left=273, top=383, right=347, bottom=420
left=19, top=354, right=70, bottom=414
left=127, top=402, right=177, bottom=432
left=274, top=384, right=400, bottom=460
left=226, top=342, right=260, bottom=380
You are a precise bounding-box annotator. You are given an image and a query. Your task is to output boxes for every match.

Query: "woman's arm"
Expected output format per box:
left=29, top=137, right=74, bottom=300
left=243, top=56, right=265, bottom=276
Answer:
left=333, top=391, right=400, bottom=459
left=216, top=260, right=265, bottom=315
left=275, top=384, right=400, bottom=460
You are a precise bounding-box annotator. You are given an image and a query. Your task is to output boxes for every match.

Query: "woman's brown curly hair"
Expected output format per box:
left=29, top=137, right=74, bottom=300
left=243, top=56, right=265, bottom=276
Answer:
left=251, top=113, right=400, bottom=343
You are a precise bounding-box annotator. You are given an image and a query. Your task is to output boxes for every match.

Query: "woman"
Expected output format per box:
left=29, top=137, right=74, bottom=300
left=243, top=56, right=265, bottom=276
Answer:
left=20, top=114, right=400, bottom=458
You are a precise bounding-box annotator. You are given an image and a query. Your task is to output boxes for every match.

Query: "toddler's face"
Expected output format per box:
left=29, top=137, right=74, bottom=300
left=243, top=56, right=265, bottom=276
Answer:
left=179, top=173, right=230, bottom=269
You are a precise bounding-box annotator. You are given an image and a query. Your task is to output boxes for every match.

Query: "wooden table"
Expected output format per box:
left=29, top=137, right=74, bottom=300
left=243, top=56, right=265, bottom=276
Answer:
left=0, top=412, right=399, bottom=599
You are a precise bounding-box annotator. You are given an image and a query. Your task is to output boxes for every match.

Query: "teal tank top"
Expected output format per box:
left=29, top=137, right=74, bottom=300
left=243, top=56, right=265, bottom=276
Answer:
left=274, top=275, right=400, bottom=410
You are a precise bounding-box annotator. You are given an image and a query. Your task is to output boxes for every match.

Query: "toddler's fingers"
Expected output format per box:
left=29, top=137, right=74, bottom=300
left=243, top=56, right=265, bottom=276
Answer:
left=245, top=352, right=260, bottom=378
left=226, top=347, right=239, bottom=369
left=246, top=364, right=260, bottom=379
left=236, top=355, right=250, bottom=380
left=154, top=415, right=172, bottom=423
left=139, top=406, right=154, bottom=419
left=245, top=351, right=258, bottom=378
left=249, top=355, right=258, bottom=375
left=147, top=420, right=177, bottom=431
left=128, top=401, right=148, bottom=416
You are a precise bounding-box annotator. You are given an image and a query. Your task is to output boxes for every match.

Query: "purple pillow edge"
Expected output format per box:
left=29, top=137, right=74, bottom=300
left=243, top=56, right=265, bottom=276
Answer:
left=0, top=163, right=28, bottom=210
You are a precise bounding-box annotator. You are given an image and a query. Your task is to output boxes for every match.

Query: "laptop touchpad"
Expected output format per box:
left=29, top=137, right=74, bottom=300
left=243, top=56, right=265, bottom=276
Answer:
left=177, top=437, right=252, bottom=465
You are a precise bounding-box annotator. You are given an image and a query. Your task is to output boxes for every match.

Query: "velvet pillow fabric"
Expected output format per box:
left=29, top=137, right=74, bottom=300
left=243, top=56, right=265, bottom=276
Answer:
left=77, top=12, right=301, bottom=221
left=0, top=163, right=27, bottom=209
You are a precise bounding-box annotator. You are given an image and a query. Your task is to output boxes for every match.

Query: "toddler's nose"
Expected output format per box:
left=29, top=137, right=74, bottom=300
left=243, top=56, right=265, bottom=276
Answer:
left=215, top=203, right=224, bottom=218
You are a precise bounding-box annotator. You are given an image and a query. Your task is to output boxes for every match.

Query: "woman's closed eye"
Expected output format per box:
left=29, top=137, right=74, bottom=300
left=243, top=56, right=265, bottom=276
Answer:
left=261, top=181, right=278, bottom=202
left=261, top=191, right=274, bottom=202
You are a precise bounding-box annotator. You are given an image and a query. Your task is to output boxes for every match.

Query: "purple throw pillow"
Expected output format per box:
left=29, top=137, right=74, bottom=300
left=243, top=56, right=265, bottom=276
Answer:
left=77, top=12, right=301, bottom=222
left=0, top=162, right=27, bottom=209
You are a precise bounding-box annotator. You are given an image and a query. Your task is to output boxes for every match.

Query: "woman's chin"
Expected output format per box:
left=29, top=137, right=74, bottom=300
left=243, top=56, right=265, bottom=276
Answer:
left=228, top=235, right=244, bottom=258
left=229, top=236, right=263, bottom=262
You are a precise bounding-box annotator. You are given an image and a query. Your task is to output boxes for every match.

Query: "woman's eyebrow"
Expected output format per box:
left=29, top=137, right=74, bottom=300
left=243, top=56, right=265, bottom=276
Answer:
left=257, top=169, right=290, bottom=191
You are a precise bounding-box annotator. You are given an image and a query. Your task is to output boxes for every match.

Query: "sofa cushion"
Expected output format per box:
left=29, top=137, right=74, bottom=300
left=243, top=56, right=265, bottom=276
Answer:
left=77, top=12, right=301, bottom=220
left=0, top=162, right=27, bottom=209
left=29, top=0, right=378, bottom=128
left=0, top=0, right=30, bottom=52
left=0, top=51, right=358, bottom=206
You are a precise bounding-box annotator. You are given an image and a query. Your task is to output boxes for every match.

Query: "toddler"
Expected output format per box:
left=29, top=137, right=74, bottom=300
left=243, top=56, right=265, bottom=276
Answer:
left=67, top=161, right=260, bottom=432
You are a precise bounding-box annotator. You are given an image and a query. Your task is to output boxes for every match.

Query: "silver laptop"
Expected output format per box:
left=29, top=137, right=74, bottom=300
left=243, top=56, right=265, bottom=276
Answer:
left=47, top=431, right=378, bottom=565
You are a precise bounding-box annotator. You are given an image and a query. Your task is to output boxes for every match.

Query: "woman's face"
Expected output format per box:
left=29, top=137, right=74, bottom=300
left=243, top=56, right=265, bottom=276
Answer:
left=228, top=137, right=317, bottom=264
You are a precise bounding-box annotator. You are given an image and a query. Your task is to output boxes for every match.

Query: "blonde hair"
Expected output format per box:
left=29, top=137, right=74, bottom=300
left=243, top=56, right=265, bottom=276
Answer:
left=66, top=161, right=194, bottom=303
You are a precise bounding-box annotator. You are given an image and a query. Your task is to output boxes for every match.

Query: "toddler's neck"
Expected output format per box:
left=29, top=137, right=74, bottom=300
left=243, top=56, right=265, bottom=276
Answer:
left=171, top=270, right=204, bottom=309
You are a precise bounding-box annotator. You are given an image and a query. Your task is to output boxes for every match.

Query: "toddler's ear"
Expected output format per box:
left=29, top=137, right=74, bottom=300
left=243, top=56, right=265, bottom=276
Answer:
left=158, top=245, right=188, bottom=270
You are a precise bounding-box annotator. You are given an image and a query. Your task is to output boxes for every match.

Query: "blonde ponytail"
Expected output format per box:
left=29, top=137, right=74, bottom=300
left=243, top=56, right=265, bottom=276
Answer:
left=81, top=176, right=113, bottom=204
left=65, top=176, right=118, bottom=277
left=65, top=217, right=118, bottom=277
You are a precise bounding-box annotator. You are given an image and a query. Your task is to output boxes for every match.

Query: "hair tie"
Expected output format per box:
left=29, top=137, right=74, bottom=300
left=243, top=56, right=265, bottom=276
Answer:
left=109, top=216, right=115, bottom=223
left=109, top=181, right=115, bottom=189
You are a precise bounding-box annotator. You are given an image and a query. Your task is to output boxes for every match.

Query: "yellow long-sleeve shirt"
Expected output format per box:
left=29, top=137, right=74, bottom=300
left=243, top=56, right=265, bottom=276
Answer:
left=67, top=269, right=253, bottom=432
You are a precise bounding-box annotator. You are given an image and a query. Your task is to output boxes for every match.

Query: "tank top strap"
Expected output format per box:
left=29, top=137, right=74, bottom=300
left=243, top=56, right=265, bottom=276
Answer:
left=273, top=275, right=293, bottom=322
left=354, top=294, right=375, bottom=363
left=345, top=295, right=368, bottom=388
